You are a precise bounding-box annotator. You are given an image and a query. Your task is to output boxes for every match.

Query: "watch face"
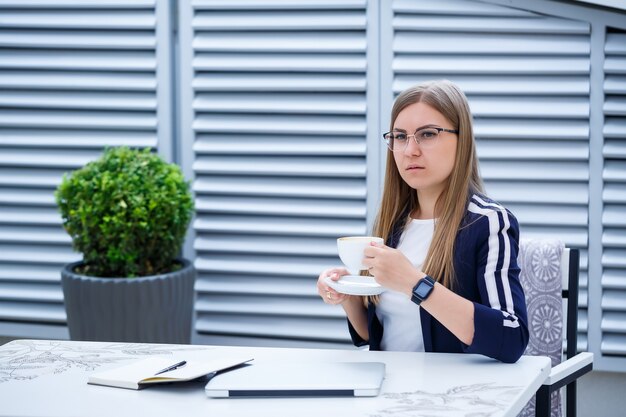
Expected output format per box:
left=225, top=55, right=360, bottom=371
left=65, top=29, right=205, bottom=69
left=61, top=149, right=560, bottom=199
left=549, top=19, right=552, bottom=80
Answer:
left=415, top=282, right=432, bottom=298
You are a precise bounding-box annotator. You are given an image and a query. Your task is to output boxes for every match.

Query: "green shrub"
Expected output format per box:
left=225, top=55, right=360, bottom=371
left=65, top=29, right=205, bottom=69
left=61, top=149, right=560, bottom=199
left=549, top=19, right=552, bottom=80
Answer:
left=55, top=147, right=194, bottom=277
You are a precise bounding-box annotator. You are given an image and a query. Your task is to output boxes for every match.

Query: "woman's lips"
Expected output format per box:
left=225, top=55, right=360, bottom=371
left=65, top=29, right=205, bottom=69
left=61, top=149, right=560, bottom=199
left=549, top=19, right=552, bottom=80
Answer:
left=406, top=165, right=425, bottom=170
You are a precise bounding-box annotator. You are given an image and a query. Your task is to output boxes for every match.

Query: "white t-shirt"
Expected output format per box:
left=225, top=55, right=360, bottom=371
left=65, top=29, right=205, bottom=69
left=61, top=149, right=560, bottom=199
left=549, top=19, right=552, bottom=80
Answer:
left=375, top=218, right=435, bottom=352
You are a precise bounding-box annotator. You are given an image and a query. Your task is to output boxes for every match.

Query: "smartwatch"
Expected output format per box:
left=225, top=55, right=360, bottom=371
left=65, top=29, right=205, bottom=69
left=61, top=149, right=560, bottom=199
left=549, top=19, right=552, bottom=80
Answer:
left=410, top=275, right=436, bottom=306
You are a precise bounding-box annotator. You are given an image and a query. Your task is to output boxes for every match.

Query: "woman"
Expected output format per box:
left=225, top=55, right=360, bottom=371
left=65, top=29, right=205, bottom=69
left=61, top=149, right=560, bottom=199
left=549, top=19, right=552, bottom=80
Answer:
left=317, top=80, right=528, bottom=363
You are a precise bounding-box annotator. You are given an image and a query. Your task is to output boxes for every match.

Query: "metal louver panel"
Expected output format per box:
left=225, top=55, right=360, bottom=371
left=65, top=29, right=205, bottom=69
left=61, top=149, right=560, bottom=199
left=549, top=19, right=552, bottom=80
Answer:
left=601, top=28, right=626, bottom=356
left=392, top=0, right=591, bottom=352
left=186, top=0, right=368, bottom=344
left=0, top=0, right=170, bottom=336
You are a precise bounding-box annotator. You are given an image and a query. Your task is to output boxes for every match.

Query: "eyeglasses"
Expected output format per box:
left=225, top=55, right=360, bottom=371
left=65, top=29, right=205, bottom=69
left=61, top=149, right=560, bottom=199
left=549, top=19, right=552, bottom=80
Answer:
left=382, top=127, right=459, bottom=152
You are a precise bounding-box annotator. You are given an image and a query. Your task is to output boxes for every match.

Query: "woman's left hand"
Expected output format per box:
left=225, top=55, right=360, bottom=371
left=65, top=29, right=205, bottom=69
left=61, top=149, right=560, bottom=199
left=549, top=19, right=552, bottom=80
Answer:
left=362, top=242, right=425, bottom=295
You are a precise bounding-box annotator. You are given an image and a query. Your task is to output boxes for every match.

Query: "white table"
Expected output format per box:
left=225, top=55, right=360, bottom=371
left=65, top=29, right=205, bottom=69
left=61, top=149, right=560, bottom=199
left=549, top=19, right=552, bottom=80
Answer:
left=0, top=339, right=550, bottom=417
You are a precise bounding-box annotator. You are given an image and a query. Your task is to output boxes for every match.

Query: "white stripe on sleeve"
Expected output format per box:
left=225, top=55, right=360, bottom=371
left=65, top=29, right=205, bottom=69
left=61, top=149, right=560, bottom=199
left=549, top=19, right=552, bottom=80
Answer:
left=468, top=201, right=501, bottom=310
left=472, top=196, right=516, bottom=318
left=503, top=320, right=520, bottom=329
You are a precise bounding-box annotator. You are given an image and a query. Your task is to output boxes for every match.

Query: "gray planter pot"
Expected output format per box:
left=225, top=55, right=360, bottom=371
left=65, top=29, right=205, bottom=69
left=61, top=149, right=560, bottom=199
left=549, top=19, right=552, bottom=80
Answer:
left=61, top=259, right=195, bottom=344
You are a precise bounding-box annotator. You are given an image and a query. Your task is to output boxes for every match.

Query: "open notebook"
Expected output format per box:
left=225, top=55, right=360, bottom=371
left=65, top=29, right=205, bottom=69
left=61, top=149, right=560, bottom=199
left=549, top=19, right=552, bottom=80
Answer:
left=88, top=355, right=253, bottom=390
left=205, top=361, right=385, bottom=398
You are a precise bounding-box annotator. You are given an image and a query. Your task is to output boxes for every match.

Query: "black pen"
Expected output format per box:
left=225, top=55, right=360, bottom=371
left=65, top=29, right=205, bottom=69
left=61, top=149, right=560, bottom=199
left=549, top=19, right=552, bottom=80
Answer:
left=154, top=360, right=187, bottom=375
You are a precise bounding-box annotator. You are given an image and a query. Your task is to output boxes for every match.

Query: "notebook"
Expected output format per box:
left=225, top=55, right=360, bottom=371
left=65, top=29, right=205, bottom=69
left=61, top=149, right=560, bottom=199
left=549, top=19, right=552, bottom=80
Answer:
left=205, top=361, right=385, bottom=398
left=88, top=355, right=253, bottom=390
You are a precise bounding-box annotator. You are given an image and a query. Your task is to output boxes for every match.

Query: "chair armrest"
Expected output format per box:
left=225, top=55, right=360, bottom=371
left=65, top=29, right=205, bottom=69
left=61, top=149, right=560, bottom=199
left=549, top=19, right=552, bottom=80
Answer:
left=543, top=352, right=593, bottom=390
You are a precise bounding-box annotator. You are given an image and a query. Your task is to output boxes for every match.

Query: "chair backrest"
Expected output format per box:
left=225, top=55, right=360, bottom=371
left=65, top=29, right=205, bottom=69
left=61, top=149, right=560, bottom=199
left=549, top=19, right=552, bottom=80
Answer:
left=517, top=239, right=580, bottom=417
left=561, top=247, right=580, bottom=361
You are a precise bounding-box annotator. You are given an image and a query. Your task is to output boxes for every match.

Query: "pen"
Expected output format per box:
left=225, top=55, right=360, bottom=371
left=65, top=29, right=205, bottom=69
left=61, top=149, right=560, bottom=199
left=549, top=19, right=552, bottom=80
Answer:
left=154, top=360, right=187, bottom=375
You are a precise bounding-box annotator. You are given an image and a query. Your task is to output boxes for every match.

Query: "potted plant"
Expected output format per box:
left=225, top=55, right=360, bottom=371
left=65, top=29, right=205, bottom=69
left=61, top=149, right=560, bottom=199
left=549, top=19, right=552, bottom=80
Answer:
left=55, top=147, right=195, bottom=343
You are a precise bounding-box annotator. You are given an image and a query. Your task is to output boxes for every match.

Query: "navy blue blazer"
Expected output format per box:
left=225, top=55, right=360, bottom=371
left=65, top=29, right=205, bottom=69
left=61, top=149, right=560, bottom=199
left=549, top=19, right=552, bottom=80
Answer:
left=348, top=194, right=529, bottom=363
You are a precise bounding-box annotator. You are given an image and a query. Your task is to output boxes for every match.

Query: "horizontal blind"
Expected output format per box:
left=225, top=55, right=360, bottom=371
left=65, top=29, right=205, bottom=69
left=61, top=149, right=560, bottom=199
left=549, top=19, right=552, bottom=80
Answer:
left=0, top=0, right=167, bottom=335
left=601, top=28, right=626, bottom=356
left=392, top=0, right=590, bottom=351
left=188, top=0, right=368, bottom=344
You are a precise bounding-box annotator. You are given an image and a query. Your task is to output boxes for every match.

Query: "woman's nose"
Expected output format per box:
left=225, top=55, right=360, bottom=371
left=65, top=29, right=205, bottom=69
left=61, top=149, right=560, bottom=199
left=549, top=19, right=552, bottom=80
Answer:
left=403, top=136, right=422, bottom=156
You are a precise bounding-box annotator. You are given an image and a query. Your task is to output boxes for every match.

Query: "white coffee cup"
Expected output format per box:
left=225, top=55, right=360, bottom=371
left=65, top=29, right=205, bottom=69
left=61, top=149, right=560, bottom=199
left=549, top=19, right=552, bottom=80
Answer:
left=337, top=236, right=384, bottom=275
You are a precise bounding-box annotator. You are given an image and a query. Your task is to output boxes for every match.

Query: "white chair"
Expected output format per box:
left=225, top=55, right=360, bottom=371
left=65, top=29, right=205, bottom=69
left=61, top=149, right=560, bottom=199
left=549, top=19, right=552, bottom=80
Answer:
left=518, top=239, right=593, bottom=417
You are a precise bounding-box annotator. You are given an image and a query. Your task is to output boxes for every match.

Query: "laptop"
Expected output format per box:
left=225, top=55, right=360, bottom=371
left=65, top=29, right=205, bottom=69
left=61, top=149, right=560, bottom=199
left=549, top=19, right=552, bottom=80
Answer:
left=205, top=361, right=385, bottom=398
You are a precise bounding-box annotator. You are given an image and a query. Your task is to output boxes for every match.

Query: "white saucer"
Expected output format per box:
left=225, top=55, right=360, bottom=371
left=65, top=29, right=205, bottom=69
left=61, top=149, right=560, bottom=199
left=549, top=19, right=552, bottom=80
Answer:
left=324, top=275, right=384, bottom=296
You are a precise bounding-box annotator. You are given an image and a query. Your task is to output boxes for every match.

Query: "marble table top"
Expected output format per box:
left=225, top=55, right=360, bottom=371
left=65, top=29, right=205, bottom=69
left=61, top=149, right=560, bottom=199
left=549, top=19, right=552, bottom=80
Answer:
left=0, top=339, right=551, bottom=417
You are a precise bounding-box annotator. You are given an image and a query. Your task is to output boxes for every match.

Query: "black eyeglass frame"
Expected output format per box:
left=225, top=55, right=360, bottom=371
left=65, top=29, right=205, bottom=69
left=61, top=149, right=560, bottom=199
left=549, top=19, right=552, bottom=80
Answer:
left=382, top=127, right=459, bottom=151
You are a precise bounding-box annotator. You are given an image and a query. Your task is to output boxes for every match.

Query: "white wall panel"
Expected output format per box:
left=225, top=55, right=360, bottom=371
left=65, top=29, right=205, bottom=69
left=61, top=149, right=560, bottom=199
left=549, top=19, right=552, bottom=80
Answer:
left=602, top=28, right=626, bottom=356
left=181, top=0, right=368, bottom=344
left=0, top=0, right=171, bottom=336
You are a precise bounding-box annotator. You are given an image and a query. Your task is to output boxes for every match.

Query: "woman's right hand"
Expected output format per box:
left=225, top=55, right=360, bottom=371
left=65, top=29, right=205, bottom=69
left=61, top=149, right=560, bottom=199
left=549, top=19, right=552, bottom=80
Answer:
left=317, top=267, right=351, bottom=305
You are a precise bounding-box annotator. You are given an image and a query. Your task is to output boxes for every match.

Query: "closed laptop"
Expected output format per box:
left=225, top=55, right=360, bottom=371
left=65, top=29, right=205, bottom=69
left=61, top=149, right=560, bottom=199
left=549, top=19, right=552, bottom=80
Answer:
left=205, top=361, right=385, bottom=398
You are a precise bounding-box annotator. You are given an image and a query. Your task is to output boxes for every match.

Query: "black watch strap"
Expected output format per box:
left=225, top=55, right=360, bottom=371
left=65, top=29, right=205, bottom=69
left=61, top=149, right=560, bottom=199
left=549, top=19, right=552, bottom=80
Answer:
left=410, top=275, right=436, bottom=306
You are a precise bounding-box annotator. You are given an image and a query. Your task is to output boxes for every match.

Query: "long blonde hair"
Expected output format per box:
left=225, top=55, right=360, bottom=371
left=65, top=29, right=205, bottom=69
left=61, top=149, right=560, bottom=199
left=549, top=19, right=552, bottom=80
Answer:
left=371, top=80, right=484, bottom=295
